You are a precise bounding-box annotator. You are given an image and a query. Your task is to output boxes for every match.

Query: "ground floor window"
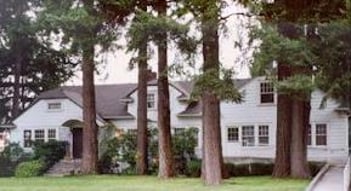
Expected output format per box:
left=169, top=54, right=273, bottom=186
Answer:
left=48, top=129, right=57, bottom=141
left=258, top=125, right=269, bottom=145
left=24, top=130, right=32, bottom=148
left=34, top=129, right=45, bottom=143
left=308, top=123, right=328, bottom=147
left=242, top=126, right=255, bottom=147
left=227, top=127, right=239, bottom=142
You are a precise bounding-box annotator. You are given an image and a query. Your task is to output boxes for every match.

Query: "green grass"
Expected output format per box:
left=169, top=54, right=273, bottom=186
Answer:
left=0, top=176, right=309, bottom=191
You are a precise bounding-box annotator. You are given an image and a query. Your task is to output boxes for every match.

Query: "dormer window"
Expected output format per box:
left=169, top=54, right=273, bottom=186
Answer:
left=260, top=82, right=274, bottom=104
left=147, top=94, right=155, bottom=109
left=48, top=102, right=62, bottom=110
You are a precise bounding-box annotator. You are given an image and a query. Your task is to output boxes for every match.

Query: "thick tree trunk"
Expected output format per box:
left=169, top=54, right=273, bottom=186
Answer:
left=81, top=43, right=98, bottom=174
left=201, top=11, right=223, bottom=185
left=12, top=54, right=22, bottom=118
left=157, top=0, right=174, bottom=178
left=272, top=64, right=292, bottom=178
left=290, top=97, right=310, bottom=178
left=136, top=33, right=149, bottom=175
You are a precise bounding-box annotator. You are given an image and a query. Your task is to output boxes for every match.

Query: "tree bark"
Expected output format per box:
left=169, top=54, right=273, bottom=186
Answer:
left=272, top=64, right=292, bottom=178
left=290, top=97, right=310, bottom=178
left=201, top=10, right=223, bottom=185
left=157, top=0, right=174, bottom=178
left=136, top=20, right=149, bottom=175
left=81, top=42, right=98, bottom=174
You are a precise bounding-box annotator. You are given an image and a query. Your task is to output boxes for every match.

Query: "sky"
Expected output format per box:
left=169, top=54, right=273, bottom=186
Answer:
left=66, top=2, right=255, bottom=85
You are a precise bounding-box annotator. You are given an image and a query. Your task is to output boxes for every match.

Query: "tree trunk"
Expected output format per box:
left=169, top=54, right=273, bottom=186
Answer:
left=12, top=54, right=22, bottom=118
left=272, top=64, right=292, bottom=178
left=290, top=97, right=310, bottom=178
left=201, top=10, right=223, bottom=185
left=157, top=0, right=174, bottom=178
left=81, top=43, right=98, bottom=174
left=136, top=24, right=149, bottom=175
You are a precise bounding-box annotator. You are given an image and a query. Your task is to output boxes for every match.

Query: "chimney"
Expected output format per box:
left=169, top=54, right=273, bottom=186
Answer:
left=147, top=69, right=157, bottom=81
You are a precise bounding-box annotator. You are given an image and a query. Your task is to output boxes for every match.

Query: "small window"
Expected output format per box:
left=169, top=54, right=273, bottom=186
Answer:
left=258, top=125, right=269, bottom=145
left=48, top=102, right=62, bottom=110
left=23, top=130, right=32, bottom=148
left=34, top=129, right=45, bottom=143
left=127, top=129, right=138, bottom=135
left=48, top=129, right=57, bottom=141
left=307, top=125, right=312, bottom=146
left=147, top=94, right=155, bottom=109
left=227, top=127, right=239, bottom=142
left=174, top=128, right=185, bottom=135
left=242, top=126, right=255, bottom=147
left=316, top=124, right=327, bottom=146
left=260, top=82, right=274, bottom=104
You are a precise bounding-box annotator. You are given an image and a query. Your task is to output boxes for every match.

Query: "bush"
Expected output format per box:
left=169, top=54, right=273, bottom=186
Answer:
left=0, top=143, right=31, bottom=177
left=186, top=159, right=201, bottom=177
left=15, top=160, right=45, bottom=177
left=32, top=141, right=67, bottom=171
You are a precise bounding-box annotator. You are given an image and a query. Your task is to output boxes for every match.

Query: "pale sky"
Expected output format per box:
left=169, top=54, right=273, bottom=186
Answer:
left=66, top=2, right=255, bottom=85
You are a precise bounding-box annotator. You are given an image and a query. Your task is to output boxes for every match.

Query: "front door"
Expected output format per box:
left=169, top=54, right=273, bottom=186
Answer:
left=72, top=128, right=83, bottom=159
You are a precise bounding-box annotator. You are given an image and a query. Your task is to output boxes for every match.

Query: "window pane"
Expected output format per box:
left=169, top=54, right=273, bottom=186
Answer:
left=258, top=125, right=269, bottom=145
left=242, top=126, right=255, bottom=146
left=48, top=129, right=56, bottom=141
left=147, top=94, right=155, bottom=109
left=260, top=82, right=274, bottom=103
left=227, top=127, right=239, bottom=142
left=24, top=130, right=32, bottom=148
left=34, top=129, right=45, bottom=143
left=316, top=124, right=327, bottom=146
left=307, top=125, right=312, bottom=146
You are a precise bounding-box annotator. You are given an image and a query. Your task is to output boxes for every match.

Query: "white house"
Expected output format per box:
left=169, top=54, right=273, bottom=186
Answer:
left=7, top=77, right=350, bottom=164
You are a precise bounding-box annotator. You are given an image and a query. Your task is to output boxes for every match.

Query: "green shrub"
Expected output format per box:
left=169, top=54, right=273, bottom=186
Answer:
left=0, top=143, right=31, bottom=177
left=32, top=141, right=67, bottom=171
left=186, top=159, right=202, bottom=177
left=15, top=160, right=45, bottom=177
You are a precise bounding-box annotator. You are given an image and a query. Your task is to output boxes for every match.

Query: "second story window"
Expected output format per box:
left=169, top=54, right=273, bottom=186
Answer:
left=48, top=102, right=62, bottom=110
left=260, top=82, right=274, bottom=104
left=147, top=94, right=155, bottom=109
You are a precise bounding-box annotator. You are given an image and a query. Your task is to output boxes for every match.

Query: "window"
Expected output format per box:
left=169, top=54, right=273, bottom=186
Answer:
left=48, top=129, right=57, bottom=141
left=174, top=128, right=185, bottom=135
left=258, top=125, right=269, bottom=145
left=127, top=129, right=138, bottom=135
left=48, top=102, right=62, bottom=110
left=307, top=125, right=312, bottom=146
left=260, top=82, right=274, bottom=104
left=242, top=126, right=255, bottom=146
left=227, top=127, right=239, bottom=142
left=147, top=94, right=155, bottom=109
left=316, top=124, right=327, bottom=146
left=24, top=130, right=32, bottom=148
left=34, top=129, right=45, bottom=143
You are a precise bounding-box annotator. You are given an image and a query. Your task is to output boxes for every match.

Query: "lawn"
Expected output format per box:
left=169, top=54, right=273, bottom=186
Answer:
left=0, top=176, right=309, bottom=191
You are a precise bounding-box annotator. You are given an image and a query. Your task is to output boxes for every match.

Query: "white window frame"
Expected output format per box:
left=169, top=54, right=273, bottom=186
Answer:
left=47, top=101, right=63, bottom=111
left=147, top=93, right=156, bottom=110
left=23, top=130, right=32, bottom=148
left=242, top=126, right=255, bottom=147
left=227, top=126, right=239, bottom=143
left=48, top=129, right=57, bottom=141
left=308, top=123, right=328, bottom=147
left=315, top=124, right=327, bottom=146
left=259, top=82, right=275, bottom=104
left=258, top=125, right=269, bottom=146
left=34, top=129, right=45, bottom=143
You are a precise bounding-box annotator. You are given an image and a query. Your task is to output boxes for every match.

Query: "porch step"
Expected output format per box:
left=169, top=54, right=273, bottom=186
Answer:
left=45, top=159, right=81, bottom=177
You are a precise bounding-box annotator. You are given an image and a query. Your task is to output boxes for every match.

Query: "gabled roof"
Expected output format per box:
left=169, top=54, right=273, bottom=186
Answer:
left=15, top=78, right=253, bottom=121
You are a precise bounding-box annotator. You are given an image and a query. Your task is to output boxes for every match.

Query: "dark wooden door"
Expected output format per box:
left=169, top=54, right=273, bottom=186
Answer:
left=72, top=128, right=83, bottom=159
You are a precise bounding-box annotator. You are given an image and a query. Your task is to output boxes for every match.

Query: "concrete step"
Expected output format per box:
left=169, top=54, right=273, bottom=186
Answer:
left=45, top=159, right=81, bottom=176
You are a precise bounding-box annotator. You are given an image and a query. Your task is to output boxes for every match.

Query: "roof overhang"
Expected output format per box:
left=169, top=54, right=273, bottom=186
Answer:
left=0, top=124, right=16, bottom=129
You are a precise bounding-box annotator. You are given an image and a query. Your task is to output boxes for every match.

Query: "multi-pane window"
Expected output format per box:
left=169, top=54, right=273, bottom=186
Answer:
left=48, top=102, right=62, bottom=110
left=258, top=125, right=269, bottom=145
left=242, top=126, right=255, bottom=146
left=260, top=82, right=274, bottom=104
left=227, top=127, right=239, bottom=142
left=24, top=130, right=32, bottom=148
left=48, top=129, right=57, bottom=141
left=147, top=94, right=155, bottom=109
left=34, top=129, right=45, bottom=143
left=316, top=124, right=327, bottom=146
left=307, top=125, right=312, bottom=146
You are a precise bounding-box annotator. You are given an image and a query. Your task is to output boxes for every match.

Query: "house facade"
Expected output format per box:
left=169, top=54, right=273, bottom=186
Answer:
left=7, top=77, right=350, bottom=164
